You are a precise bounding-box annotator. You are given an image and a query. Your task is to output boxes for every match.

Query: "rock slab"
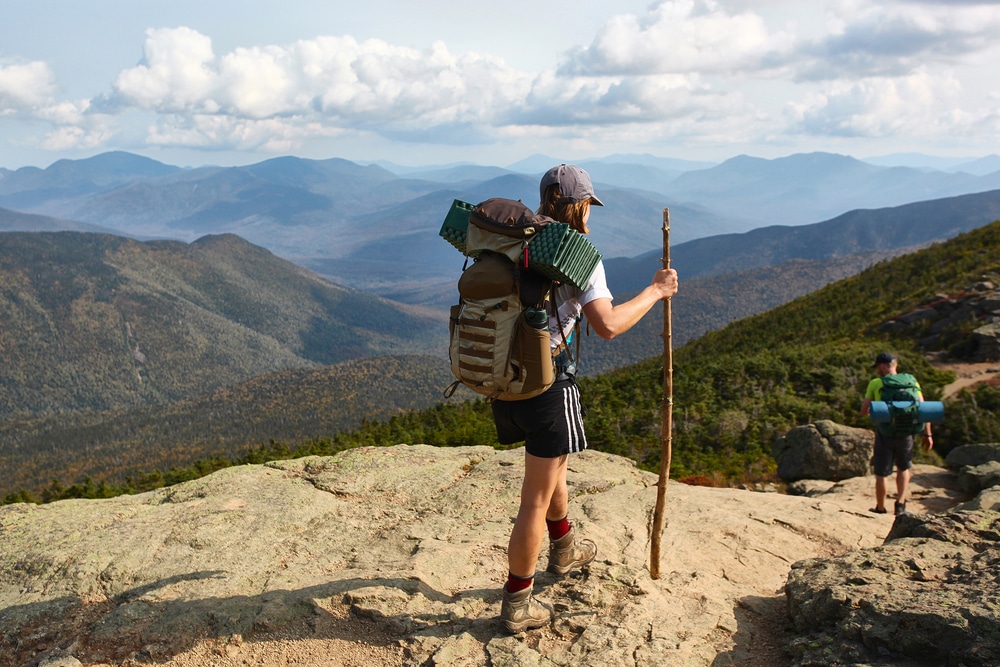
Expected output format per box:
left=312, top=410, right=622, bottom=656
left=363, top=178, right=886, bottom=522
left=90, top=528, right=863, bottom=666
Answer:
left=0, top=445, right=893, bottom=667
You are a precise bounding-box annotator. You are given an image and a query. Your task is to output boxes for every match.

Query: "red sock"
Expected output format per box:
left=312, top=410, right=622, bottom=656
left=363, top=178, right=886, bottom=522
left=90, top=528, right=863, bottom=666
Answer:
left=506, top=572, right=533, bottom=593
left=546, top=516, right=571, bottom=540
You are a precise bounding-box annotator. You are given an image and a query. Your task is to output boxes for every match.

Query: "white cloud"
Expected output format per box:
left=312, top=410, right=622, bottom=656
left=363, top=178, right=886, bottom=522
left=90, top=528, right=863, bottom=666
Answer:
left=785, top=69, right=971, bottom=138
left=115, top=27, right=218, bottom=111
left=41, top=123, right=114, bottom=151
left=561, top=0, right=795, bottom=76
left=517, top=70, right=745, bottom=127
left=35, top=100, right=118, bottom=151
left=0, top=60, right=56, bottom=111
left=105, top=28, right=544, bottom=150
left=36, top=100, right=91, bottom=125
left=114, top=29, right=531, bottom=127
left=795, top=0, right=1000, bottom=79
left=144, top=113, right=344, bottom=151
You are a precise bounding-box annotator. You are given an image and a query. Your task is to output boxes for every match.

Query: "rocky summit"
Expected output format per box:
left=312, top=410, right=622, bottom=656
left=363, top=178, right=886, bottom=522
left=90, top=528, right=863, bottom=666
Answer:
left=0, top=444, right=994, bottom=667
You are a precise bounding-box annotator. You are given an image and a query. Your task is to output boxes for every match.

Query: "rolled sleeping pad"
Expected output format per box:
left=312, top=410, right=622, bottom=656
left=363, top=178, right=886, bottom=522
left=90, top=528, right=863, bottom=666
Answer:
left=869, top=401, right=945, bottom=424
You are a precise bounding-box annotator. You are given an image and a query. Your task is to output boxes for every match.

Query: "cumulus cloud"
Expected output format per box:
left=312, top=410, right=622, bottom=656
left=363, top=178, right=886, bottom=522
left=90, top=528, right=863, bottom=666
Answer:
left=514, top=70, right=745, bottom=129
left=108, top=19, right=758, bottom=152
left=795, top=0, right=1000, bottom=79
left=144, top=113, right=343, bottom=152
left=0, top=60, right=57, bottom=112
left=115, top=27, right=218, bottom=111
left=785, top=69, right=969, bottom=138
left=561, top=0, right=794, bottom=76
left=112, top=28, right=531, bottom=144
left=41, top=123, right=115, bottom=151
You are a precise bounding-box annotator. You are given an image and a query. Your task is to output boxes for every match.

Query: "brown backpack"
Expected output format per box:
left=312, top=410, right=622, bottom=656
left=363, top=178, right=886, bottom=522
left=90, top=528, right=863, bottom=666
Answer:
left=445, top=198, right=557, bottom=401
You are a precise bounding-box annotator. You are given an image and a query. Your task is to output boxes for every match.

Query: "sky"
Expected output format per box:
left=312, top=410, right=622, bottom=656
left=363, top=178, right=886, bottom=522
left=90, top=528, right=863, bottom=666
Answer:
left=2, top=0, right=1000, bottom=170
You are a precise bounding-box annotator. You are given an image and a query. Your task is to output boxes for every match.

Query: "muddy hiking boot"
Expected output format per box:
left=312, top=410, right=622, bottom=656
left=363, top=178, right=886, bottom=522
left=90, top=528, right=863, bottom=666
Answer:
left=547, top=525, right=597, bottom=576
left=500, top=585, right=552, bottom=634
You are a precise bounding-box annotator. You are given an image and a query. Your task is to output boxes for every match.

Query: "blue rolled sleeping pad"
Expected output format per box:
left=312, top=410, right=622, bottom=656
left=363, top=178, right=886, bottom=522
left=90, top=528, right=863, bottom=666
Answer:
left=869, top=401, right=945, bottom=424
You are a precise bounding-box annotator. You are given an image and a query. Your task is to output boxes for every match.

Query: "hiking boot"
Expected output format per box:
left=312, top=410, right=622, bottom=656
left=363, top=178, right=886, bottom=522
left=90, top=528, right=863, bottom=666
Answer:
left=894, top=501, right=907, bottom=516
left=500, top=585, right=552, bottom=634
left=547, top=525, right=597, bottom=576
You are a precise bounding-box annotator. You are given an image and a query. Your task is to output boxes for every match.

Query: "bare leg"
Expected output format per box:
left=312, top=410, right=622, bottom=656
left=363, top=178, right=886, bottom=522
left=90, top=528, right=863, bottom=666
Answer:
left=546, top=457, right=569, bottom=523
left=508, top=452, right=568, bottom=578
left=874, top=475, right=888, bottom=511
left=896, top=467, right=912, bottom=504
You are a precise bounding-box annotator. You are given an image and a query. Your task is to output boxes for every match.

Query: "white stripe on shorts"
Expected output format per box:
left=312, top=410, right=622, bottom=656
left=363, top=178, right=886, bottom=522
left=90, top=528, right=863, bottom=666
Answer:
left=562, top=382, right=588, bottom=453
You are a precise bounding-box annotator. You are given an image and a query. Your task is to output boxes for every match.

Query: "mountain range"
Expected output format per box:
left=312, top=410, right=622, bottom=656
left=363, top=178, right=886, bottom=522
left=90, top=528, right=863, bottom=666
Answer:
left=5, top=181, right=999, bottom=420
left=3, top=150, right=1000, bottom=309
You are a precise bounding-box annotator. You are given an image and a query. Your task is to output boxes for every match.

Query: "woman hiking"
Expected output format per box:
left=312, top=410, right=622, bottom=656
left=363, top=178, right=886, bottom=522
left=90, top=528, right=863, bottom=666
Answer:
left=495, top=164, right=679, bottom=633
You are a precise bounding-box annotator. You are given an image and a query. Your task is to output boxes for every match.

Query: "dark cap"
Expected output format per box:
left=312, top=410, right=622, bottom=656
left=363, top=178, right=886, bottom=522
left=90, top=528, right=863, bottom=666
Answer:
left=540, top=164, right=604, bottom=206
left=872, top=352, right=896, bottom=368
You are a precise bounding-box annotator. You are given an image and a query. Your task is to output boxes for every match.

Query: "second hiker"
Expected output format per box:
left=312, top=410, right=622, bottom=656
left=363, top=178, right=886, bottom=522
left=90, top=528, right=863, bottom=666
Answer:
left=860, top=352, right=934, bottom=516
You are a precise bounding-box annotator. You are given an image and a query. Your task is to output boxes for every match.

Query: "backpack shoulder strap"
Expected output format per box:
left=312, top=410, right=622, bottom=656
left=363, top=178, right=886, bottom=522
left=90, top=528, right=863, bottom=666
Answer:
left=549, top=285, right=582, bottom=373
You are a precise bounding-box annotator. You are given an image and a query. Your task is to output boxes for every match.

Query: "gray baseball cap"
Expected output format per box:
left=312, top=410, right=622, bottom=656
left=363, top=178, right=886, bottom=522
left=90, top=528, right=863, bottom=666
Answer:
left=540, top=164, right=604, bottom=206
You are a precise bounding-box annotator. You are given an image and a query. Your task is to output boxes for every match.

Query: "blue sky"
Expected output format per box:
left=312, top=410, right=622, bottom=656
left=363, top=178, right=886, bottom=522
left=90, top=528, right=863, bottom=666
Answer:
left=2, top=0, right=999, bottom=169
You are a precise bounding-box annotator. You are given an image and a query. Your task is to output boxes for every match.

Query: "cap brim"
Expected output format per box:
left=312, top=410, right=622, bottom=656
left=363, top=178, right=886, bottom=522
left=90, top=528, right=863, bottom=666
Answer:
left=590, top=195, right=604, bottom=206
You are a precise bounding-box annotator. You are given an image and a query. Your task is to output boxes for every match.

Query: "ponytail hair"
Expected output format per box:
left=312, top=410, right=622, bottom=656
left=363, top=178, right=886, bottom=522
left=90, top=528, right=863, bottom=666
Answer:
left=538, top=185, right=591, bottom=235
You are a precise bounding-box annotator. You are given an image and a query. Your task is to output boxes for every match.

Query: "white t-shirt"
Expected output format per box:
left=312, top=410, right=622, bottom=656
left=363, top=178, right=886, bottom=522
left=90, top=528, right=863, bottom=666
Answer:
left=549, top=260, right=613, bottom=349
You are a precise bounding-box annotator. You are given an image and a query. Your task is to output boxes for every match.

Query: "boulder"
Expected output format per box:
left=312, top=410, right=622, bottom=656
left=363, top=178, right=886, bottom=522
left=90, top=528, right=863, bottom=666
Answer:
left=785, top=510, right=1000, bottom=667
left=944, top=442, right=1000, bottom=468
left=772, top=420, right=874, bottom=482
left=956, top=486, right=1000, bottom=512
left=957, top=460, right=1000, bottom=496
left=971, top=321, right=1000, bottom=361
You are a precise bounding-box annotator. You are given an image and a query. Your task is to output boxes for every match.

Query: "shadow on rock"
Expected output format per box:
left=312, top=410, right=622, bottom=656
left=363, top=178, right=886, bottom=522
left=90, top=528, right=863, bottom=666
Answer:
left=711, top=594, right=792, bottom=667
left=1, top=573, right=497, bottom=667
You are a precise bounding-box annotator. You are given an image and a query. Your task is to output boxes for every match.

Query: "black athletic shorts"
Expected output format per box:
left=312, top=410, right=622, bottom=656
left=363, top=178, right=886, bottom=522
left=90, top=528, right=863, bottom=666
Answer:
left=872, top=430, right=914, bottom=477
left=491, top=378, right=588, bottom=458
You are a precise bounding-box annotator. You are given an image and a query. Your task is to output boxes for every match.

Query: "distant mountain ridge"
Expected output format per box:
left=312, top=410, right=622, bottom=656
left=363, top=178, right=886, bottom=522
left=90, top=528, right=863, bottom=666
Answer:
left=863, top=152, right=1000, bottom=175
left=0, top=231, right=442, bottom=419
left=0, top=207, right=125, bottom=235
left=666, top=152, right=1000, bottom=227
left=3, top=150, right=1000, bottom=310
left=606, top=188, right=1000, bottom=293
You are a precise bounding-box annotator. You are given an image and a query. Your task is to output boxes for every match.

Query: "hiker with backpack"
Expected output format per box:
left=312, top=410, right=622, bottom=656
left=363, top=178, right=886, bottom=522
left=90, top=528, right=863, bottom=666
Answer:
left=493, top=165, right=679, bottom=633
left=861, top=352, right=934, bottom=516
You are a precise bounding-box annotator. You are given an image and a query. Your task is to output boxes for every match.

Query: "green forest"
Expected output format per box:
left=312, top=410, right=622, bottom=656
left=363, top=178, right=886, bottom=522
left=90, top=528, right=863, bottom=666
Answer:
left=8, top=220, right=1000, bottom=505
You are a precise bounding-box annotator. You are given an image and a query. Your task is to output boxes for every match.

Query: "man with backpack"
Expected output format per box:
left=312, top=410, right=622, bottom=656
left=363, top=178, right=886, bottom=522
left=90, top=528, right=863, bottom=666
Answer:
left=861, top=352, right=934, bottom=516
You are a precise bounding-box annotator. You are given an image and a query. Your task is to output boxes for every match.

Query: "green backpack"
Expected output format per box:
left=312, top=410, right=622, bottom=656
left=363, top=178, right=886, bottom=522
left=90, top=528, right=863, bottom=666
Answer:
left=877, top=373, right=923, bottom=437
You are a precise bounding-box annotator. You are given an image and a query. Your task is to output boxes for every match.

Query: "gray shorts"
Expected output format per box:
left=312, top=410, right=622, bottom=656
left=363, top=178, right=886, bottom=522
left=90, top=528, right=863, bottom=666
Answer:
left=491, top=378, right=588, bottom=458
left=872, top=430, right=914, bottom=477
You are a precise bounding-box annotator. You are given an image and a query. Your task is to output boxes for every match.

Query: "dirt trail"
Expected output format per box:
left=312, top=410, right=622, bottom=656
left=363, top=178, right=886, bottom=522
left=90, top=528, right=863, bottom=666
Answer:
left=932, top=360, right=1000, bottom=399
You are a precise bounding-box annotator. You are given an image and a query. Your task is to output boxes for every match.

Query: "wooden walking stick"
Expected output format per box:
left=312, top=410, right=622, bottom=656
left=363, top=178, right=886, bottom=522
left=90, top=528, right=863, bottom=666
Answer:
left=650, top=207, right=673, bottom=579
